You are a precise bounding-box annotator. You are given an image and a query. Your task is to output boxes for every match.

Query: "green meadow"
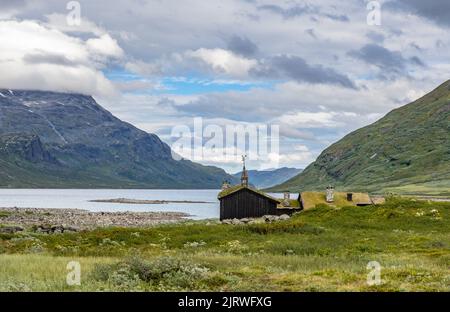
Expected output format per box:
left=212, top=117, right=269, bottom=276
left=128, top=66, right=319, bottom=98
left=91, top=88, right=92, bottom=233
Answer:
left=0, top=197, right=449, bottom=292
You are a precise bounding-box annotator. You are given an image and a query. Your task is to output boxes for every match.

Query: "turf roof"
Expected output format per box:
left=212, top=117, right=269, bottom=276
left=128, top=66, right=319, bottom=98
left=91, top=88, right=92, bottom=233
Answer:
left=218, top=185, right=281, bottom=203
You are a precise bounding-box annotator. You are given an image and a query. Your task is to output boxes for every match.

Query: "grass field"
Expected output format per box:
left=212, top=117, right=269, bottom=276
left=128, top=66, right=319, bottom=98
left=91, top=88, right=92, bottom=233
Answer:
left=0, top=197, right=449, bottom=291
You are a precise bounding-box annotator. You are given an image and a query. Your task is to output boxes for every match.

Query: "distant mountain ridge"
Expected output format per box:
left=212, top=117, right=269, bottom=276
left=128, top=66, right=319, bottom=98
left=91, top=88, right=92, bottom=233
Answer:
left=0, top=89, right=236, bottom=188
left=271, top=80, right=450, bottom=195
left=233, top=167, right=302, bottom=189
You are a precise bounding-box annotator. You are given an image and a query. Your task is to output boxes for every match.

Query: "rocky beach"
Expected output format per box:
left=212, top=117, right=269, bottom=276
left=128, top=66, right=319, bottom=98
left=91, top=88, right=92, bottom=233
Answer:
left=90, top=198, right=212, bottom=204
left=0, top=207, right=190, bottom=232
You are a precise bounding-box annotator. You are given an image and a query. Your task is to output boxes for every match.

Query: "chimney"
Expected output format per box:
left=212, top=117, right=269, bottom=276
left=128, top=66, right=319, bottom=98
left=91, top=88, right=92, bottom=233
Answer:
left=326, top=185, right=334, bottom=203
left=347, top=193, right=353, bottom=201
left=221, top=180, right=230, bottom=191
left=282, top=191, right=291, bottom=207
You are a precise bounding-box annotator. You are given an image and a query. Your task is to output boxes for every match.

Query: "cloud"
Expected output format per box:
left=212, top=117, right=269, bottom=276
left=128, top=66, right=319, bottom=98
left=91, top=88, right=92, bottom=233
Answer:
left=274, top=144, right=314, bottom=165
left=125, top=49, right=356, bottom=89
left=0, top=20, right=122, bottom=96
left=257, top=4, right=314, bottom=19
left=227, top=35, right=258, bottom=57
left=253, top=55, right=356, bottom=89
left=0, top=0, right=26, bottom=19
left=124, top=60, right=162, bottom=76
left=348, top=44, right=425, bottom=79
left=171, top=81, right=400, bottom=123
left=256, top=3, right=349, bottom=22
left=113, top=80, right=164, bottom=92
left=387, top=0, right=450, bottom=27
left=44, top=13, right=106, bottom=36
left=324, top=13, right=349, bottom=22
left=0, top=0, right=25, bottom=9
left=366, top=31, right=385, bottom=43
left=23, top=51, right=78, bottom=67
left=86, top=34, right=124, bottom=58
left=275, top=112, right=345, bottom=129
left=305, top=29, right=317, bottom=39
left=186, top=48, right=258, bottom=78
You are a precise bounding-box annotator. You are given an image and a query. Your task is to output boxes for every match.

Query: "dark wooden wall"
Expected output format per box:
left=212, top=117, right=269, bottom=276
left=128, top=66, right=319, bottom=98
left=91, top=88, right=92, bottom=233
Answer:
left=220, top=189, right=278, bottom=220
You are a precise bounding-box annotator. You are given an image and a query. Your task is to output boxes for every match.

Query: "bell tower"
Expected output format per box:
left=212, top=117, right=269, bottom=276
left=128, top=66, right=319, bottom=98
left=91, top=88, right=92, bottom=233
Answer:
left=240, top=155, right=249, bottom=187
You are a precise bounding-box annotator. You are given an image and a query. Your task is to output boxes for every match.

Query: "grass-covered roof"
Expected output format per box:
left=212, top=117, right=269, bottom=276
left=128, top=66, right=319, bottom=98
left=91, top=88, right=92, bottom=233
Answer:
left=300, top=191, right=372, bottom=210
left=218, top=185, right=281, bottom=203
left=277, top=199, right=301, bottom=209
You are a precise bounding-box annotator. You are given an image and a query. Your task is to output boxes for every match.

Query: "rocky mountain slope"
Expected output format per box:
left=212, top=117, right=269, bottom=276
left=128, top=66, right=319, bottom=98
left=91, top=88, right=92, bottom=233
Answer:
left=271, top=80, right=450, bottom=195
left=0, top=89, right=235, bottom=188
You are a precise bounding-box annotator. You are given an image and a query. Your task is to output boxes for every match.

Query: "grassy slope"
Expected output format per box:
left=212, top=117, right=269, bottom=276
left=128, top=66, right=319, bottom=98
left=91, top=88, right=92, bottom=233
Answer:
left=0, top=198, right=449, bottom=291
left=271, top=81, right=450, bottom=195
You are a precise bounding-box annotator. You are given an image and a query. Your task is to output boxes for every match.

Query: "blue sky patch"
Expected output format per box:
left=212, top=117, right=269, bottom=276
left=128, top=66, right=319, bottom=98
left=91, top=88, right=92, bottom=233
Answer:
left=104, top=69, right=276, bottom=95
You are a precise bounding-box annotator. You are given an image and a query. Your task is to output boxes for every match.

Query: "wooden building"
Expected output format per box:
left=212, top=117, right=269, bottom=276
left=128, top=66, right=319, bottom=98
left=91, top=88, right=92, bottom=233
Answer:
left=218, top=156, right=302, bottom=220
left=218, top=185, right=281, bottom=220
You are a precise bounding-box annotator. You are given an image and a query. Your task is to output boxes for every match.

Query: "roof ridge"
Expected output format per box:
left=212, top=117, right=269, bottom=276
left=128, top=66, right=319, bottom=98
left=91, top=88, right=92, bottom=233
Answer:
left=218, top=185, right=281, bottom=203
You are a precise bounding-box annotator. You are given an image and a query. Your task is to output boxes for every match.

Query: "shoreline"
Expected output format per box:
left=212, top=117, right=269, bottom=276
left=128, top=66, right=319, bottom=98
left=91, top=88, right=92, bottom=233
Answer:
left=0, top=207, right=191, bottom=231
left=89, top=198, right=213, bottom=204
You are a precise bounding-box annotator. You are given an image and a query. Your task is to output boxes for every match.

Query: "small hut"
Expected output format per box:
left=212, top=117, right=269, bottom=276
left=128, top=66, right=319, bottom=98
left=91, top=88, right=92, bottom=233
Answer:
left=218, top=185, right=281, bottom=220
left=218, top=156, right=301, bottom=220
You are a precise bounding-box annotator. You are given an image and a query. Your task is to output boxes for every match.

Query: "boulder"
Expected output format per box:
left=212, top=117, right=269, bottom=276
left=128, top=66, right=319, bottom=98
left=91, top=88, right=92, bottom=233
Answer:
left=231, top=218, right=241, bottom=225
left=0, top=225, right=24, bottom=234
left=279, top=214, right=290, bottom=221
left=51, top=225, right=65, bottom=233
left=64, top=226, right=80, bottom=232
left=263, top=215, right=280, bottom=223
left=36, top=225, right=52, bottom=234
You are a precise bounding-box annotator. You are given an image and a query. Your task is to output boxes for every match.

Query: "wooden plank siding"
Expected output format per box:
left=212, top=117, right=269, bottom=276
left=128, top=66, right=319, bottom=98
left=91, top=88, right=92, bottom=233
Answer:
left=220, top=188, right=278, bottom=220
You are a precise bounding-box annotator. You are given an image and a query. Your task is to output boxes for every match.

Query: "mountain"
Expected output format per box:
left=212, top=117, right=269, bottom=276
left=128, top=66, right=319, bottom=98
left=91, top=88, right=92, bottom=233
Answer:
left=0, top=89, right=237, bottom=188
left=233, top=167, right=302, bottom=189
left=271, top=80, right=450, bottom=195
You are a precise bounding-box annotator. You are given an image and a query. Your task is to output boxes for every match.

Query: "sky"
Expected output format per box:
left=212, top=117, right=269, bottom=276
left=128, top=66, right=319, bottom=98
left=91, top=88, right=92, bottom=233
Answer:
left=1, top=0, right=449, bottom=173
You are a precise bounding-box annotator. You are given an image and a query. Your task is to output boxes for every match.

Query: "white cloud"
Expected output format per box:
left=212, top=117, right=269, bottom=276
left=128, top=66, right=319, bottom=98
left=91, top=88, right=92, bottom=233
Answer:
left=186, top=48, right=258, bottom=78
left=86, top=34, right=124, bottom=58
left=269, top=144, right=314, bottom=166
left=275, top=112, right=343, bottom=128
left=44, top=13, right=106, bottom=36
left=0, top=19, right=123, bottom=96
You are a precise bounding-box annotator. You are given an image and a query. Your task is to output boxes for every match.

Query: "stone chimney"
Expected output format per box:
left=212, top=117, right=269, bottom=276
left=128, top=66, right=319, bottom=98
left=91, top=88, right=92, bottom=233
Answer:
left=221, top=180, right=231, bottom=191
left=282, top=191, right=291, bottom=207
left=326, top=185, right=334, bottom=203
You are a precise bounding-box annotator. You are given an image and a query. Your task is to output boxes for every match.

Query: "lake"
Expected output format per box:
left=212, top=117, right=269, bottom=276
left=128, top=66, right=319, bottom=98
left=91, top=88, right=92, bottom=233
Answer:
left=0, top=189, right=295, bottom=220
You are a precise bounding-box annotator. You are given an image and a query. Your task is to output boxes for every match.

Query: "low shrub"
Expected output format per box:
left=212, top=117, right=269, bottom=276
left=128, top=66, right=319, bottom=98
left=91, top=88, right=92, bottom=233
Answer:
left=91, top=256, right=209, bottom=290
left=246, top=221, right=325, bottom=235
left=0, top=212, right=11, bottom=218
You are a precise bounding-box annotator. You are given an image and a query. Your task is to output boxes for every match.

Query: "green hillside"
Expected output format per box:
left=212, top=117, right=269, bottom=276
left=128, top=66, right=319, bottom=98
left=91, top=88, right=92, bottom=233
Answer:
left=271, top=80, right=450, bottom=195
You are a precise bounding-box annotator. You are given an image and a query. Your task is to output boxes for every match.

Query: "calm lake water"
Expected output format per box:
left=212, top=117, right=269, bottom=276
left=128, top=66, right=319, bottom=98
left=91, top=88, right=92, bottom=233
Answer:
left=0, top=189, right=294, bottom=220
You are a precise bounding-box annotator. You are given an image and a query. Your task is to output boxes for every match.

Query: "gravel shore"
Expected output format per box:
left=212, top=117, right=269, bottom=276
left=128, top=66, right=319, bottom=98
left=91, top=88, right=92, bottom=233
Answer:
left=0, top=207, right=190, bottom=231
